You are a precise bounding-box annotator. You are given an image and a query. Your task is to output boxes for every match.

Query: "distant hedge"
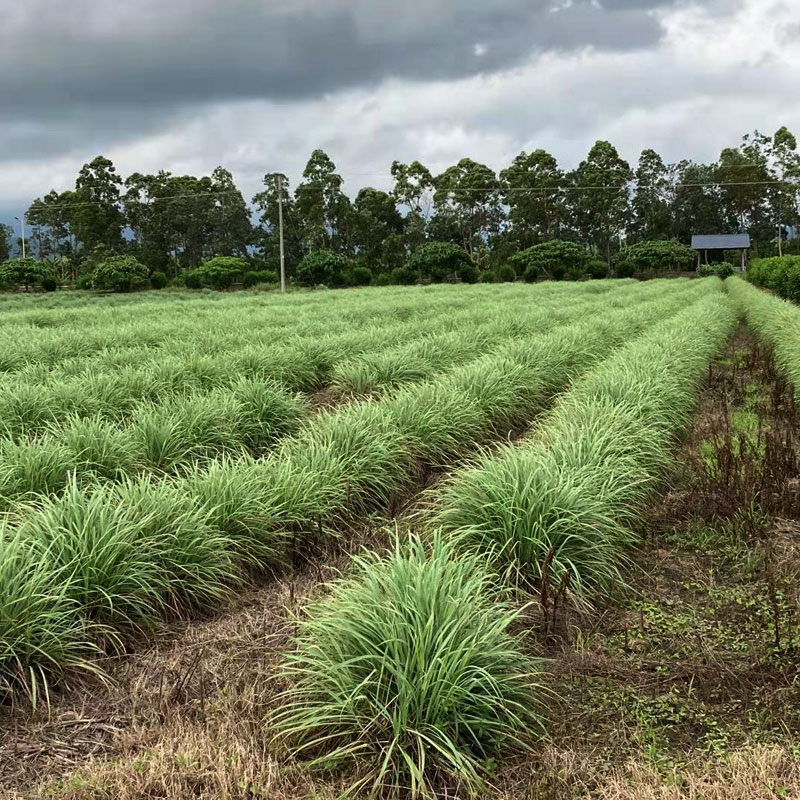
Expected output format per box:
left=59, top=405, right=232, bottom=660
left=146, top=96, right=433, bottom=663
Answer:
left=747, top=255, right=800, bottom=302
left=617, top=240, right=695, bottom=276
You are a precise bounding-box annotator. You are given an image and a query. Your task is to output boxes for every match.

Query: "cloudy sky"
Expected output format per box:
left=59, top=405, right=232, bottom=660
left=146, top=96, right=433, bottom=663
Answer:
left=1, top=0, right=798, bottom=230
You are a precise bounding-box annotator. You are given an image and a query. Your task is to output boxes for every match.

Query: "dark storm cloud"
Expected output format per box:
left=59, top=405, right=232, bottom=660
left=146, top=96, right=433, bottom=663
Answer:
left=1, top=0, right=699, bottom=117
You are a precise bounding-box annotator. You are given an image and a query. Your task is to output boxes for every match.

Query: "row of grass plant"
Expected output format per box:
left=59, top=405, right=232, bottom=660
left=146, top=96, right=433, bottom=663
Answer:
left=0, top=282, right=683, bottom=506
left=0, top=286, right=613, bottom=437
left=433, top=286, right=736, bottom=607
left=726, top=275, right=800, bottom=398
left=0, top=280, right=710, bottom=702
left=0, top=285, right=505, bottom=378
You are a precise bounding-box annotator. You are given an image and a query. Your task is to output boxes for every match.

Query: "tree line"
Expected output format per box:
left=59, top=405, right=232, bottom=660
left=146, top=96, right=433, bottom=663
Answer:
left=2, top=127, right=799, bottom=282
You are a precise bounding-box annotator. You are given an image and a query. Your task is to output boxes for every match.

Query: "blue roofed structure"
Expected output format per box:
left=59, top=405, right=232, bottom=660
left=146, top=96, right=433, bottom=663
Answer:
left=691, top=233, right=751, bottom=271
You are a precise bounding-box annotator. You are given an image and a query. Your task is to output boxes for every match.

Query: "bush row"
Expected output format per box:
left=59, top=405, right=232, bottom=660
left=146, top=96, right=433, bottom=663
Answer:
left=746, top=255, right=800, bottom=302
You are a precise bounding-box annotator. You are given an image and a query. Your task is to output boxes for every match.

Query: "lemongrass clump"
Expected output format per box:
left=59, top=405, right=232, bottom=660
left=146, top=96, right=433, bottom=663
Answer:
left=276, top=533, right=545, bottom=797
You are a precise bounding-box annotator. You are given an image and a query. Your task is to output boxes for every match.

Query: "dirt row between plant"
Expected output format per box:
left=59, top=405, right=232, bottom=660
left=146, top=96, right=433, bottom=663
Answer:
left=3, top=325, right=800, bottom=799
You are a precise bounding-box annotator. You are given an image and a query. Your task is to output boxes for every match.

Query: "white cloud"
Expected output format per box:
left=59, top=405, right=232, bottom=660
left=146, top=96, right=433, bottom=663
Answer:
left=1, top=0, right=797, bottom=218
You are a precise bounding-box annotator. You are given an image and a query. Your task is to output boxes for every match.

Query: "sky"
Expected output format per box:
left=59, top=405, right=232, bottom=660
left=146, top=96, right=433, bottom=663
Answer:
left=1, top=0, right=798, bottom=234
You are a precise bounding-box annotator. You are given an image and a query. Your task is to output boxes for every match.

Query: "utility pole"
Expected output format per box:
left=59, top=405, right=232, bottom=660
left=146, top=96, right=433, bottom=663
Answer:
left=14, top=215, right=26, bottom=259
left=276, top=175, right=286, bottom=294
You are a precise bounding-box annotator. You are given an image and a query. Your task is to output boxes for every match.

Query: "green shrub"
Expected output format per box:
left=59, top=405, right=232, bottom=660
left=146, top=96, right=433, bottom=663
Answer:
left=183, top=270, right=202, bottom=289
left=75, top=274, right=93, bottom=290
left=698, top=262, right=734, bottom=279
left=40, top=275, right=58, bottom=292
left=348, top=265, right=373, bottom=286
left=243, top=270, right=279, bottom=288
left=458, top=262, right=479, bottom=284
left=586, top=258, right=608, bottom=279
left=92, top=255, right=150, bottom=292
left=747, top=256, right=800, bottom=302
left=406, top=242, right=474, bottom=283
left=615, top=258, right=636, bottom=279
left=0, top=258, right=55, bottom=292
left=523, top=264, right=539, bottom=283
left=622, top=240, right=695, bottom=274
left=373, top=271, right=393, bottom=287
left=389, top=266, right=419, bottom=286
left=479, top=270, right=497, bottom=283
left=194, top=257, right=248, bottom=290
left=296, top=250, right=351, bottom=287
left=510, top=240, right=587, bottom=282
left=149, top=270, right=168, bottom=289
left=276, top=533, right=544, bottom=796
left=497, top=263, right=516, bottom=282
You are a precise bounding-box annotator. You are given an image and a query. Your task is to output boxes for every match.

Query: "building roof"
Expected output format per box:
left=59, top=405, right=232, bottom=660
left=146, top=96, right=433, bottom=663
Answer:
left=691, top=233, right=751, bottom=250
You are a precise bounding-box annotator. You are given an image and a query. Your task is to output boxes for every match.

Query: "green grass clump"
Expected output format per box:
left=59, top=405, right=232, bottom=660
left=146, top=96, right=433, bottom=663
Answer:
left=275, top=533, right=545, bottom=797
left=17, top=478, right=236, bottom=629
left=0, top=527, right=99, bottom=702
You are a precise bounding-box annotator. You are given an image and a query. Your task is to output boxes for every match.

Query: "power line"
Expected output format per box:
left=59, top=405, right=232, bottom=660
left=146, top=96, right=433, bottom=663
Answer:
left=20, top=177, right=800, bottom=215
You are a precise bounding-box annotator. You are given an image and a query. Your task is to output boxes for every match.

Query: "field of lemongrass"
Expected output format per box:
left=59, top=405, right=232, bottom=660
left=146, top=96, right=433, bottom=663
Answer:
left=3, top=278, right=800, bottom=799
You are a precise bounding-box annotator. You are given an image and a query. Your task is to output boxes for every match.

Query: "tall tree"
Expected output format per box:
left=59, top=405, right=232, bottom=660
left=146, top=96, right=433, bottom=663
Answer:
left=0, top=223, right=11, bottom=262
left=294, top=150, right=349, bottom=252
left=671, top=161, right=728, bottom=243
left=569, top=141, right=633, bottom=262
left=433, top=158, right=502, bottom=261
left=72, top=156, right=124, bottom=253
left=391, top=160, right=434, bottom=252
left=715, top=132, right=772, bottom=251
left=352, top=187, right=405, bottom=272
left=631, top=149, right=672, bottom=242
left=25, top=190, right=77, bottom=259
left=208, top=166, right=252, bottom=257
left=500, top=149, right=564, bottom=248
left=252, top=172, right=303, bottom=275
left=768, top=126, right=800, bottom=255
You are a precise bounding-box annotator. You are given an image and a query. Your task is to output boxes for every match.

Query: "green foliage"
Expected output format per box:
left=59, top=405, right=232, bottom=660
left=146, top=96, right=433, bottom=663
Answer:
left=92, top=255, right=149, bottom=292
left=193, top=256, right=248, bottom=290
left=183, top=269, right=202, bottom=289
left=522, top=263, right=540, bottom=283
left=510, top=240, right=587, bottom=281
left=458, top=262, right=479, bottom=283
left=0, top=526, right=98, bottom=701
left=406, top=242, right=474, bottom=283
left=242, top=269, right=279, bottom=288
left=698, top=262, right=734, bottom=279
left=497, top=263, right=516, bottom=282
left=587, top=258, right=609, bottom=279
left=149, top=270, right=168, bottom=289
left=0, top=279, right=735, bottom=699
left=728, top=276, right=800, bottom=394
left=622, top=240, right=696, bottom=274
left=747, top=256, right=800, bottom=302
left=389, top=265, right=419, bottom=286
left=296, top=250, right=351, bottom=287
left=0, top=258, right=54, bottom=291
left=347, top=264, right=373, bottom=286
left=276, top=533, right=544, bottom=796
